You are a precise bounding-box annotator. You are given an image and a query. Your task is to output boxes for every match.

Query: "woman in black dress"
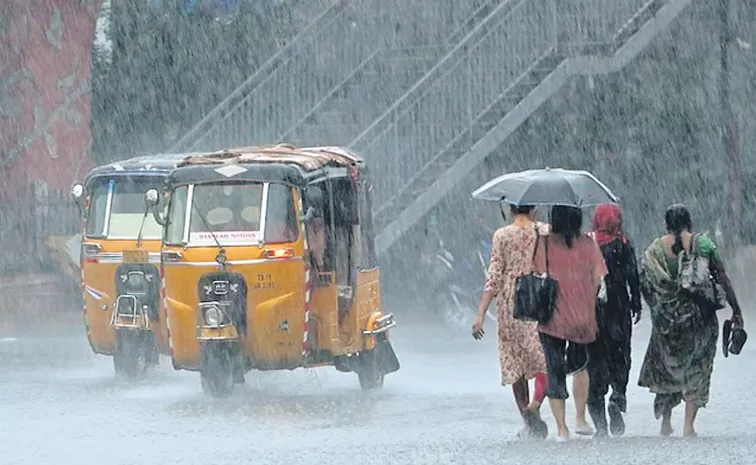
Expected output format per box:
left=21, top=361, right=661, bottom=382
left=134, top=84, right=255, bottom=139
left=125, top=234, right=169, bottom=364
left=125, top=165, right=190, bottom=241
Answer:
left=587, top=204, right=642, bottom=437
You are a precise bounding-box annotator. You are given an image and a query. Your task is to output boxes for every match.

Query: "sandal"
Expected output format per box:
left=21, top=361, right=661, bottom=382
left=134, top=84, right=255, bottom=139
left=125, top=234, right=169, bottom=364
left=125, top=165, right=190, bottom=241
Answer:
left=522, top=408, right=548, bottom=440
left=723, top=319, right=748, bottom=357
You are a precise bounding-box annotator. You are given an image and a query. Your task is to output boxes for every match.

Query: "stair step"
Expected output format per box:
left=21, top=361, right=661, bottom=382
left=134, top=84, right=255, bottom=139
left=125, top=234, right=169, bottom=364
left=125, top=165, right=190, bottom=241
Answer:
left=359, top=70, right=428, bottom=82
left=383, top=53, right=445, bottom=64
left=382, top=46, right=446, bottom=59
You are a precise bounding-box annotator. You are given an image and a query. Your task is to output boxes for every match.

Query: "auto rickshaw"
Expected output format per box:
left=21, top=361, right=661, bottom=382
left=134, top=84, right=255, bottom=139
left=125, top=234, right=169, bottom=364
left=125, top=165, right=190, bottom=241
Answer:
left=71, top=153, right=197, bottom=377
left=150, top=144, right=400, bottom=396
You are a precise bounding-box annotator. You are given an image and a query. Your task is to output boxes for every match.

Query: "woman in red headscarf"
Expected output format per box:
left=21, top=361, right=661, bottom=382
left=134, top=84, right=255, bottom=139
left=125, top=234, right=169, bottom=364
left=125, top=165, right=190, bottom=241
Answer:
left=585, top=204, right=642, bottom=437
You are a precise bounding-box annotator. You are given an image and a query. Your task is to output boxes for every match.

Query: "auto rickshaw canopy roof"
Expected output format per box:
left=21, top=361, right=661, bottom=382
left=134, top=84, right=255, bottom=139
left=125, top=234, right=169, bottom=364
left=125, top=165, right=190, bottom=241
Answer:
left=84, top=152, right=202, bottom=187
left=169, top=144, right=365, bottom=188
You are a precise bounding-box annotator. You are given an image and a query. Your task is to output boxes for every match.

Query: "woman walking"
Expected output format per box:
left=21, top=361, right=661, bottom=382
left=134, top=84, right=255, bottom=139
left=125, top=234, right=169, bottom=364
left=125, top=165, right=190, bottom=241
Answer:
left=534, top=205, right=608, bottom=441
left=565, top=344, right=594, bottom=436
left=586, top=204, right=642, bottom=436
left=639, top=204, right=744, bottom=437
left=472, top=204, right=549, bottom=439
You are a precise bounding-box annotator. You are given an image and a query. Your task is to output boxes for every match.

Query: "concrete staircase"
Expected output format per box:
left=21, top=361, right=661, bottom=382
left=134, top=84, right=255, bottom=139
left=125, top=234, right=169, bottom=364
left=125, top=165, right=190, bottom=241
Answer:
left=168, top=0, right=694, bottom=257
left=358, top=0, right=694, bottom=254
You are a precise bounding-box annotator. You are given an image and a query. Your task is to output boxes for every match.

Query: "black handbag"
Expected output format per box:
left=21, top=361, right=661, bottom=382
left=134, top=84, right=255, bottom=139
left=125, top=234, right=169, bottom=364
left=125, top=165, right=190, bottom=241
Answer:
left=513, top=229, right=559, bottom=324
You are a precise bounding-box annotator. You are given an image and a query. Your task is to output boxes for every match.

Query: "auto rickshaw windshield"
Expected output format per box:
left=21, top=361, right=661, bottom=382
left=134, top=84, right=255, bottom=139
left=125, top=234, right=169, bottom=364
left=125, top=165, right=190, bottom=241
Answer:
left=165, top=181, right=299, bottom=246
left=86, top=177, right=166, bottom=239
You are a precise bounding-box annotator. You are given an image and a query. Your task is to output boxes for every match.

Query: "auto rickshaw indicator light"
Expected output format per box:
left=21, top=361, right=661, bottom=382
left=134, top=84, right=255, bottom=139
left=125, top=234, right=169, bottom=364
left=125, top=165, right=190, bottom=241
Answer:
left=263, top=248, right=295, bottom=259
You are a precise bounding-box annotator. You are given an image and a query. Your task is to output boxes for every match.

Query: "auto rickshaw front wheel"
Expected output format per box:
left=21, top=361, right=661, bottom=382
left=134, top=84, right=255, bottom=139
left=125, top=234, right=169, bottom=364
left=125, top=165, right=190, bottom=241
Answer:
left=113, top=331, right=152, bottom=379
left=199, top=343, right=239, bottom=398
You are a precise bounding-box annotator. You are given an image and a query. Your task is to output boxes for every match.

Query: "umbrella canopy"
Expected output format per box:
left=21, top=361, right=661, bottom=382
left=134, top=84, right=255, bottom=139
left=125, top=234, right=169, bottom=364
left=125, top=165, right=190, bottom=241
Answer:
left=471, top=168, right=619, bottom=208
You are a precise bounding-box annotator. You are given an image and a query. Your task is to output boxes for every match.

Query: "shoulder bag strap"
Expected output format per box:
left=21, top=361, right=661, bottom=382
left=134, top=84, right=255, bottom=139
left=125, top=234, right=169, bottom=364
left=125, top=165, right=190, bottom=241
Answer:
left=530, top=223, right=551, bottom=274
left=690, top=233, right=699, bottom=255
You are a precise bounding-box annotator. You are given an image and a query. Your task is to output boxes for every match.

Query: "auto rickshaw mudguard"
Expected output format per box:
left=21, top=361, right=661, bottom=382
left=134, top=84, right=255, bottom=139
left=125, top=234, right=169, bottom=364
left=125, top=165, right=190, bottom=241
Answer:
left=362, top=311, right=399, bottom=374
left=166, top=296, right=201, bottom=370
left=248, top=292, right=301, bottom=368
left=372, top=333, right=400, bottom=375
left=83, top=284, right=116, bottom=355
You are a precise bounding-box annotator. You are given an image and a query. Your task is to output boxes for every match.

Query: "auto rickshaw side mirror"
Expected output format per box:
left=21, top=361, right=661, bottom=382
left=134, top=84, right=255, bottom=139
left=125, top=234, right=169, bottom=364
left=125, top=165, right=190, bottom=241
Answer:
left=145, top=188, right=160, bottom=207
left=144, top=189, right=167, bottom=226
left=71, top=183, right=85, bottom=216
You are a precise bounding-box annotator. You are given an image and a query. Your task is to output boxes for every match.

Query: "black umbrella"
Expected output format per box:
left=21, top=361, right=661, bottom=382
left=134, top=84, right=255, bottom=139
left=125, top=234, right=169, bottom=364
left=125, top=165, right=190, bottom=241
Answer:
left=471, top=168, right=619, bottom=207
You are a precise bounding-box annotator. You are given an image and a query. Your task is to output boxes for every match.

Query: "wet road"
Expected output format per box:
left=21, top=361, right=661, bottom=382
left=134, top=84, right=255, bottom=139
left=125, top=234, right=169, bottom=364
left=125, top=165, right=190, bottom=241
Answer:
left=1, top=314, right=753, bottom=465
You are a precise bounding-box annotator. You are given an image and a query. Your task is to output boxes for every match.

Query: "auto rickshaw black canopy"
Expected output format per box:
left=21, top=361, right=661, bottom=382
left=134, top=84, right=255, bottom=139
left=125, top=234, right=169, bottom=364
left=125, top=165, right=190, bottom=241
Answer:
left=84, top=152, right=201, bottom=187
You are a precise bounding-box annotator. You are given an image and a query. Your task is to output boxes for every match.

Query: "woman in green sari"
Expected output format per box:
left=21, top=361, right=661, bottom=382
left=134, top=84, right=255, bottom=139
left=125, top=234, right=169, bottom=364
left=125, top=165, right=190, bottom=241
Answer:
left=639, top=204, right=744, bottom=437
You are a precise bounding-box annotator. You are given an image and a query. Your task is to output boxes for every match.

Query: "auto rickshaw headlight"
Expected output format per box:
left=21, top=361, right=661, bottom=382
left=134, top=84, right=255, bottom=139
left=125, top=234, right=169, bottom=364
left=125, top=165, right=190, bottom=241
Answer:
left=202, top=304, right=223, bottom=327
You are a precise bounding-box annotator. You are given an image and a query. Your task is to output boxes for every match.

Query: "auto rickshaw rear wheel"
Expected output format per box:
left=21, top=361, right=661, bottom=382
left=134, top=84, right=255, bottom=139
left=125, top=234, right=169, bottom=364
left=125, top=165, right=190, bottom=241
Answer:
left=358, top=366, right=385, bottom=391
left=356, top=349, right=385, bottom=391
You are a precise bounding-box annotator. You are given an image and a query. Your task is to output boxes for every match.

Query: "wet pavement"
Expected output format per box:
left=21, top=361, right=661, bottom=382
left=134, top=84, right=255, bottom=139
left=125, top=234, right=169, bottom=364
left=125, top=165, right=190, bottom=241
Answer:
left=1, top=313, right=753, bottom=465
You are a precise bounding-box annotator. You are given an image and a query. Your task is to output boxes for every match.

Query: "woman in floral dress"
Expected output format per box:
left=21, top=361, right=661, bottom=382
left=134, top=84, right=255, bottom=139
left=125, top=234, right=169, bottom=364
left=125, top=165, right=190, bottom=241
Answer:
left=473, top=204, right=549, bottom=439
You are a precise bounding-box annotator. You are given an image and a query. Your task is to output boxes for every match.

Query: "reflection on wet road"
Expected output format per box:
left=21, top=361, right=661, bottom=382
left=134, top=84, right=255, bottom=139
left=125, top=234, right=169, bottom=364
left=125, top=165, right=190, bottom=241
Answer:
left=1, top=317, right=753, bottom=465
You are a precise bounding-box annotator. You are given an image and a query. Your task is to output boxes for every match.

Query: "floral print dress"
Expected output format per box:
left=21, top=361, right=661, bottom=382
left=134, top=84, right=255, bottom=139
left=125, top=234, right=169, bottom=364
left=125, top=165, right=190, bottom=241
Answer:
left=485, top=222, right=548, bottom=385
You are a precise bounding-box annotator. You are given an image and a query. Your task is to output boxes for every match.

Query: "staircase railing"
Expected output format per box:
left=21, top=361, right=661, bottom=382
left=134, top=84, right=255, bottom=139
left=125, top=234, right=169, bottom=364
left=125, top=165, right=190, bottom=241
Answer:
left=348, top=0, right=526, bottom=155
left=168, top=0, right=346, bottom=152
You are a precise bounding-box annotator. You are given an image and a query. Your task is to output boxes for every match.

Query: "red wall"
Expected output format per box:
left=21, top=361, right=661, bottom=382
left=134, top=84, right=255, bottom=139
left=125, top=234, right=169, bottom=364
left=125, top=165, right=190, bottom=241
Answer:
left=0, top=0, right=100, bottom=201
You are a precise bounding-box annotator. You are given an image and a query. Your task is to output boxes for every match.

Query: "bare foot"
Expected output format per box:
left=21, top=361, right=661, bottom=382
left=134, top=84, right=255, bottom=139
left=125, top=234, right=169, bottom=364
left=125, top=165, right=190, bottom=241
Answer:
left=683, top=428, right=698, bottom=438
left=660, top=422, right=674, bottom=437
left=575, top=422, right=594, bottom=436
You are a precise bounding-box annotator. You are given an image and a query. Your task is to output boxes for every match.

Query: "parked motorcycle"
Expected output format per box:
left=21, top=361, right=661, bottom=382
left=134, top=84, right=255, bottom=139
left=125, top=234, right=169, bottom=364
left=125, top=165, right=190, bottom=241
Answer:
left=424, top=236, right=495, bottom=326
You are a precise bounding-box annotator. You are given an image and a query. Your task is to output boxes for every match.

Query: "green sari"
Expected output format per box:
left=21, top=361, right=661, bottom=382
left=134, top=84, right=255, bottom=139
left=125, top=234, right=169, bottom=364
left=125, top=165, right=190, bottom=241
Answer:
left=638, top=235, right=720, bottom=418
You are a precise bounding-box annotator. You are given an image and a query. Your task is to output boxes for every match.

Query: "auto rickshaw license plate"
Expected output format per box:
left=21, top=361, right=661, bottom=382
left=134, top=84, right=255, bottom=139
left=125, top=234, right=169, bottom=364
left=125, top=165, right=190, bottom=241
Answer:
left=123, top=250, right=149, bottom=263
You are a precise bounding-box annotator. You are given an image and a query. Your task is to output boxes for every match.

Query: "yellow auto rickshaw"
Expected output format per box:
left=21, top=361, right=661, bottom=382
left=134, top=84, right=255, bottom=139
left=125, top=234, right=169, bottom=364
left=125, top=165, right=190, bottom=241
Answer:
left=71, top=153, right=196, bottom=377
left=150, top=144, right=400, bottom=396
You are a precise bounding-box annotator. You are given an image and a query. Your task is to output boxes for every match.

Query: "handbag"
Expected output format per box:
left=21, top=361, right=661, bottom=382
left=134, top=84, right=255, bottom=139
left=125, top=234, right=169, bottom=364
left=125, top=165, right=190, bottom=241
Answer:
left=513, top=226, right=559, bottom=324
left=678, top=233, right=727, bottom=312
